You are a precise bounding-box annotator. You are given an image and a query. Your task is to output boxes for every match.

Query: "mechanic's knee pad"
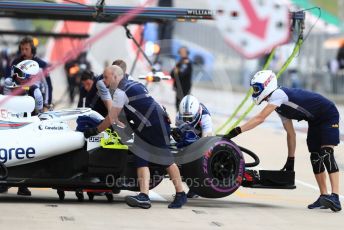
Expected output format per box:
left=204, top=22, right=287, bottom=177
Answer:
left=320, top=147, right=339, bottom=174
left=310, top=152, right=325, bottom=174
left=310, top=148, right=339, bottom=174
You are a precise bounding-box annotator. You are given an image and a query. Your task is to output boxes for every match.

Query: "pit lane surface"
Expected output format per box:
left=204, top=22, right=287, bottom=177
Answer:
left=1, top=123, right=343, bottom=229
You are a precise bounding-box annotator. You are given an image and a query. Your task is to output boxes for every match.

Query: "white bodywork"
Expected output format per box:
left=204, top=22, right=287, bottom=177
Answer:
left=0, top=94, right=103, bottom=167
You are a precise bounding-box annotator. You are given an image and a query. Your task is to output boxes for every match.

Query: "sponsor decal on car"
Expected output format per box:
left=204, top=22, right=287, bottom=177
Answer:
left=0, top=147, right=35, bottom=163
left=89, top=136, right=101, bottom=142
left=38, top=125, right=64, bottom=130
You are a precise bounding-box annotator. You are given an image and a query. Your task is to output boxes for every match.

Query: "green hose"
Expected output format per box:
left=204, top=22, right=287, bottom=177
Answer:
left=215, top=49, right=276, bottom=134
left=219, top=38, right=303, bottom=135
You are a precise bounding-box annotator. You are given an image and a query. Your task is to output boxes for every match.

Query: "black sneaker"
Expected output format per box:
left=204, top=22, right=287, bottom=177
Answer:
left=17, top=187, right=31, bottom=196
left=186, top=190, right=199, bottom=199
left=308, top=195, right=329, bottom=209
left=320, top=193, right=342, bottom=212
left=168, top=192, right=187, bottom=209
left=125, top=193, right=151, bottom=209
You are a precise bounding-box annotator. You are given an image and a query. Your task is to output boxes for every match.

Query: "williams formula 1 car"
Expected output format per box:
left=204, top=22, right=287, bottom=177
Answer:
left=0, top=94, right=295, bottom=202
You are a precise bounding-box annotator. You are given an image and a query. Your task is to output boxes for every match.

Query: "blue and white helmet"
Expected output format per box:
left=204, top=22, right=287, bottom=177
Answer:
left=179, top=95, right=202, bottom=124
left=11, top=59, right=40, bottom=80
left=251, top=70, right=278, bottom=105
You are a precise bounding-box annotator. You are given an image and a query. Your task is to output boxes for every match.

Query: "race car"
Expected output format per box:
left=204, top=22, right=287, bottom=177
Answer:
left=0, top=94, right=295, bottom=202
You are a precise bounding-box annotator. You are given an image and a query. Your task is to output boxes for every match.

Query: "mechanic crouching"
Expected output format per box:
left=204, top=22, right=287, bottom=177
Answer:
left=84, top=65, right=187, bottom=209
left=173, top=95, right=213, bottom=198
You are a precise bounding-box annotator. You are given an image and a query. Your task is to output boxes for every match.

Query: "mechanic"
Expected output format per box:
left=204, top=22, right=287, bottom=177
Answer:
left=173, top=95, right=213, bottom=198
left=170, top=47, right=193, bottom=110
left=225, top=70, right=342, bottom=212
left=84, top=65, right=187, bottom=209
left=64, top=51, right=91, bottom=104
left=0, top=59, right=44, bottom=196
left=96, top=59, right=133, bottom=112
left=78, top=70, right=108, bottom=117
left=10, top=37, right=53, bottom=110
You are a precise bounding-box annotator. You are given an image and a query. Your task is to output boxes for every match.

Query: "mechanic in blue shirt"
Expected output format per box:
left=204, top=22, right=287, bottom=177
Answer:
left=173, top=94, right=212, bottom=199
left=225, top=70, right=341, bottom=212
left=84, top=65, right=187, bottom=209
left=78, top=70, right=108, bottom=117
left=10, top=37, right=53, bottom=109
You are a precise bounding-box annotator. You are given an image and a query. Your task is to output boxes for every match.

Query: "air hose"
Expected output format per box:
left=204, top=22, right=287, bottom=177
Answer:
left=215, top=49, right=276, bottom=134
left=239, top=145, right=260, bottom=168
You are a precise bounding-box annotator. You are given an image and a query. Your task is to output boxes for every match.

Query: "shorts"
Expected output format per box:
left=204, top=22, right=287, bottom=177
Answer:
left=307, top=109, right=340, bottom=152
left=132, top=122, right=173, bottom=168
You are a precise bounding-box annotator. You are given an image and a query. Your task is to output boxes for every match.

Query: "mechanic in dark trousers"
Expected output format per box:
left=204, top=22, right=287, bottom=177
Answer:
left=84, top=65, right=187, bottom=209
left=225, top=70, right=342, bottom=212
left=170, top=47, right=193, bottom=110
left=0, top=60, right=44, bottom=196
left=11, top=37, right=53, bottom=110
left=78, top=70, right=108, bottom=117
left=173, top=94, right=213, bottom=198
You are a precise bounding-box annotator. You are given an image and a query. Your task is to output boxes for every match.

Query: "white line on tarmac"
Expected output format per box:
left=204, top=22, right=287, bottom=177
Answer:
left=295, top=179, right=344, bottom=201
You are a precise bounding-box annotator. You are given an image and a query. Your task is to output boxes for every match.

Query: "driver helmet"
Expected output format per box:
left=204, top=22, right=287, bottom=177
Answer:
left=179, top=95, right=202, bottom=124
left=11, top=59, right=40, bottom=84
left=250, top=70, right=278, bottom=105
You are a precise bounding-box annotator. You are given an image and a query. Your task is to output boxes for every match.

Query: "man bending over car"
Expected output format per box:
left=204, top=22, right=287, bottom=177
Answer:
left=84, top=65, right=187, bottom=209
left=225, top=70, right=341, bottom=212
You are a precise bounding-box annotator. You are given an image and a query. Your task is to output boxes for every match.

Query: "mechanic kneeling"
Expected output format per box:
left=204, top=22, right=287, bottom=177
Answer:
left=84, top=65, right=187, bottom=209
left=173, top=95, right=213, bottom=198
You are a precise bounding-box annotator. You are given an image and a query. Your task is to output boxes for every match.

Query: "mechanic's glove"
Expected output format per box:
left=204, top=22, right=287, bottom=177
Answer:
left=171, top=128, right=183, bottom=142
left=280, top=157, right=295, bottom=171
left=84, top=127, right=99, bottom=138
left=223, top=127, right=242, bottom=140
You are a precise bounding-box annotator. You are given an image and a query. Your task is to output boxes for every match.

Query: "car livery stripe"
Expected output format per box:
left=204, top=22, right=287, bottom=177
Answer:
left=0, top=121, right=30, bottom=129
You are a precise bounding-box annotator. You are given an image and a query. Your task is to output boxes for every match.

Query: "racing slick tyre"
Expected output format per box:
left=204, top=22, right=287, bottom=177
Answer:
left=181, top=138, right=245, bottom=198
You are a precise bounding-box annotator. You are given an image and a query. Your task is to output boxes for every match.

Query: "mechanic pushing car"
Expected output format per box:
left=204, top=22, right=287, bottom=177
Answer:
left=96, top=59, right=133, bottom=112
left=225, top=70, right=342, bottom=212
left=84, top=65, right=187, bottom=209
left=0, top=59, right=44, bottom=196
left=173, top=94, right=213, bottom=198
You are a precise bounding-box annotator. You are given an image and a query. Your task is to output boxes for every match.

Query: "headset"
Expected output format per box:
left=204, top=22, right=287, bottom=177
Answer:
left=18, top=36, right=36, bottom=56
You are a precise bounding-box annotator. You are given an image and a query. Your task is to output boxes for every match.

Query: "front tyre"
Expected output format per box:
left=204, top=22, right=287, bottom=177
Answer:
left=181, top=138, right=245, bottom=198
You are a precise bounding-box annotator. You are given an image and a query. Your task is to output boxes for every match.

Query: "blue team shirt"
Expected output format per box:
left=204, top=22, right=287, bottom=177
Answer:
left=268, top=87, right=338, bottom=123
